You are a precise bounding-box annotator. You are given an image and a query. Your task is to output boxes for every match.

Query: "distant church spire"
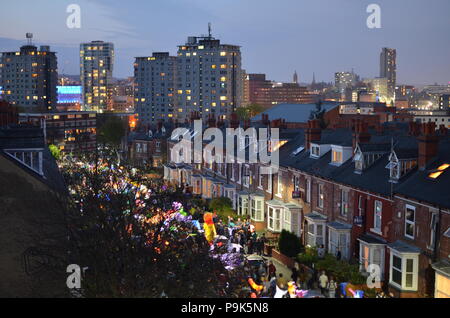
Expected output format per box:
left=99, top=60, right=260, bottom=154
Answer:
left=312, top=72, right=316, bottom=85
left=293, top=71, right=298, bottom=84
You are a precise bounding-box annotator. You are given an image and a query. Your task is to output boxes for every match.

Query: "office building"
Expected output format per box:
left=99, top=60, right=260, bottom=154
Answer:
left=80, top=41, right=114, bottom=112
left=245, top=73, right=317, bottom=108
left=19, top=111, right=97, bottom=153
left=439, top=94, right=450, bottom=111
left=335, top=71, right=357, bottom=100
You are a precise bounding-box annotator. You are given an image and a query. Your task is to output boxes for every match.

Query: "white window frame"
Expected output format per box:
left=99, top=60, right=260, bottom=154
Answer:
left=251, top=196, right=264, bottom=222
left=258, top=166, right=264, bottom=189
left=268, top=206, right=282, bottom=232
left=428, top=211, right=438, bottom=250
left=404, top=204, right=416, bottom=240
left=306, top=179, right=311, bottom=203
left=318, top=184, right=324, bottom=209
left=306, top=220, right=326, bottom=247
left=341, top=189, right=349, bottom=217
left=283, top=209, right=291, bottom=232
left=328, top=228, right=350, bottom=260
left=372, top=200, right=382, bottom=234
left=238, top=195, right=249, bottom=216
left=389, top=251, right=419, bottom=291
left=276, top=172, right=283, bottom=198
left=293, top=175, right=300, bottom=192
left=267, top=171, right=272, bottom=194
left=311, top=144, right=320, bottom=158
left=359, top=242, right=385, bottom=279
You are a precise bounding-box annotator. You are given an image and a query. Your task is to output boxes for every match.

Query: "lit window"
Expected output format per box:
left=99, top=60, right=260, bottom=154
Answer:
left=429, top=163, right=450, bottom=179
left=332, top=150, right=343, bottom=163
left=220, top=77, right=227, bottom=82
left=220, top=52, right=227, bottom=56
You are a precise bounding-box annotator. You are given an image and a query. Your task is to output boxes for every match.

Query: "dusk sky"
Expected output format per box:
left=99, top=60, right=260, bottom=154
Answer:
left=1, top=0, right=449, bottom=86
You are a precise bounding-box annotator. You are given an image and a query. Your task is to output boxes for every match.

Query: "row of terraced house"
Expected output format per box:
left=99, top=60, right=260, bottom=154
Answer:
left=164, top=111, right=450, bottom=298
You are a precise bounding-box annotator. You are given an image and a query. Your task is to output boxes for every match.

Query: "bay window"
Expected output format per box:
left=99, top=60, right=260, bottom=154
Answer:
left=238, top=195, right=249, bottom=216
left=328, top=223, right=351, bottom=260
left=305, top=216, right=326, bottom=247
left=268, top=206, right=282, bottom=232
left=389, top=251, right=419, bottom=291
left=251, top=196, right=264, bottom=222
left=358, top=240, right=385, bottom=279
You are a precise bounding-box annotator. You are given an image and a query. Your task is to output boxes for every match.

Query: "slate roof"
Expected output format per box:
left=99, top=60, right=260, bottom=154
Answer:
left=277, top=124, right=450, bottom=208
left=0, top=127, right=67, bottom=194
left=358, top=233, right=387, bottom=245
left=388, top=240, right=421, bottom=254
left=252, top=102, right=339, bottom=123
left=395, top=137, right=450, bottom=209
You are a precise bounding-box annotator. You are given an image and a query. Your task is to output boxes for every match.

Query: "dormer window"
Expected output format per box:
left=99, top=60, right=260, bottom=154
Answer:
left=332, top=150, right=343, bottom=163
left=331, top=145, right=352, bottom=166
left=311, top=145, right=320, bottom=158
left=387, top=151, right=417, bottom=181
left=354, top=148, right=364, bottom=172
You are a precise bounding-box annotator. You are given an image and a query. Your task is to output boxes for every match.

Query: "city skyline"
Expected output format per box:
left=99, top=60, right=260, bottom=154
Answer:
left=1, top=0, right=449, bottom=86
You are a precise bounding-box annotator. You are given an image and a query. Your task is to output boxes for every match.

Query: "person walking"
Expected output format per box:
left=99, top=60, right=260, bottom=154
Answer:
left=291, top=264, right=299, bottom=284
left=268, top=261, right=277, bottom=278
left=327, top=276, right=338, bottom=298
left=319, top=271, right=329, bottom=296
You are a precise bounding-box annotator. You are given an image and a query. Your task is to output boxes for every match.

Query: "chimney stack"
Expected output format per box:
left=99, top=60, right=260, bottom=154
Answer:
left=408, top=121, right=421, bottom=136
left=353, top=118, right=371, bottom=150
left=305, top=119, right=322, bottom=149
left=261, top=114, right=270, bottom=126
left=418, top=122, right=439, bottom=170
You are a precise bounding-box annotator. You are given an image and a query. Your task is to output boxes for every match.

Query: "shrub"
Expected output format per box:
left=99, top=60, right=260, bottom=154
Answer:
left=297, top=246, right=318, bottom=267
left=49, top=144, right=61, bottom=160
left=209, top=197, right=237, bottom=222
left=278, top=230, right=303, bottom=258
left=316, top=255, right=366, bottom=285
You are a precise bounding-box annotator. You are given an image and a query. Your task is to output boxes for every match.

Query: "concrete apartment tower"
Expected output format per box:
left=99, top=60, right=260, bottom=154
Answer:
left=80, top=41, right=114, bottom=112
left=176, top=26, right=243, bottom=122
left=134, top=52, right=177, bottom=125
left=0, top=34, right=58, bottom=111
left=380, top=47, right=396, bottom=105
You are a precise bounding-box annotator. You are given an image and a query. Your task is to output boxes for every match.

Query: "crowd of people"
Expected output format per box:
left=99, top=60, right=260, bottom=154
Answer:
left=60, top=154, right=385, bottom=298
